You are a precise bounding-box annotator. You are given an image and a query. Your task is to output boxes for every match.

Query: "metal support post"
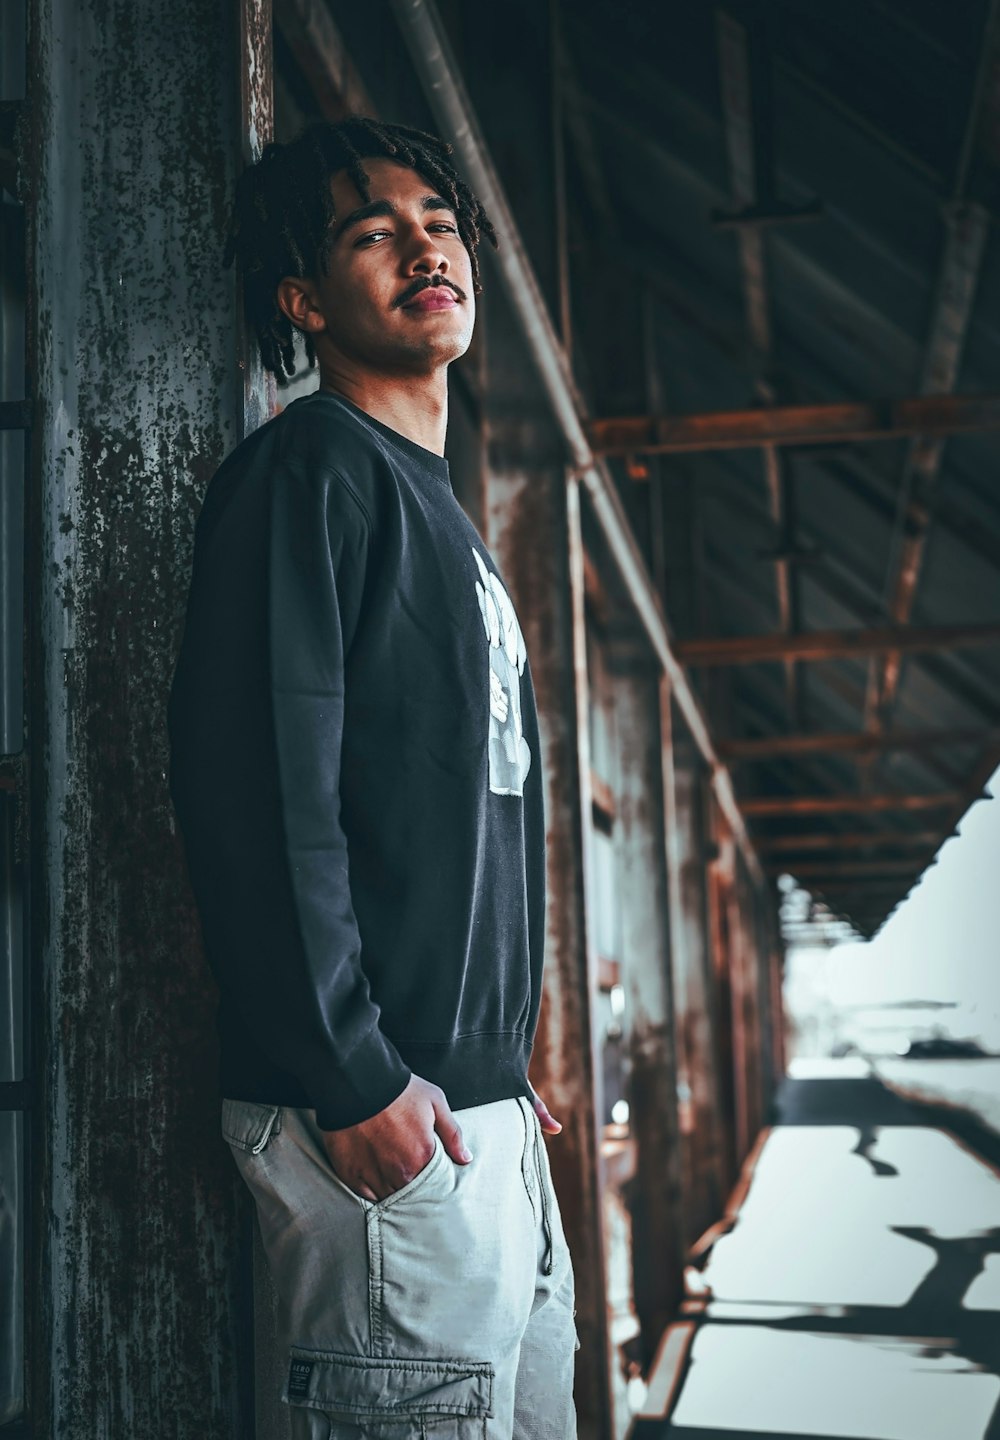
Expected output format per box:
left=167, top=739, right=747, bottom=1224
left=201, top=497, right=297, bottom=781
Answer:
left=613, top=652, right=686, bottom=1367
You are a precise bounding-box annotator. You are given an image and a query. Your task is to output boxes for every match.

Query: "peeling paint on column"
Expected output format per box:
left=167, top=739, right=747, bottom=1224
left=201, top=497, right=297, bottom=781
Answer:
left=485, top=438, right=613, bottom=1438
left=29, top=1, right=253, bottom=1433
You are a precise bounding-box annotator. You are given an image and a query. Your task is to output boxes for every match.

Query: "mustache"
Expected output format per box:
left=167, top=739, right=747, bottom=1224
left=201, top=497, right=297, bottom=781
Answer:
left=392, top=275, right=467, bottom=309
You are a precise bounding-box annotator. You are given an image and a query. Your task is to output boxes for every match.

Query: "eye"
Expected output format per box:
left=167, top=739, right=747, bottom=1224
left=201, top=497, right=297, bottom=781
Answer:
left=354, top=229, right=392, bottom=247
left=428, top=222, right=459, bottom=233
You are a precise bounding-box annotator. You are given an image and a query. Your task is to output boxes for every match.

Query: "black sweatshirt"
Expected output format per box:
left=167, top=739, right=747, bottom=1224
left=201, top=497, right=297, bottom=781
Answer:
left=167, top=390, right=546, bottom=1130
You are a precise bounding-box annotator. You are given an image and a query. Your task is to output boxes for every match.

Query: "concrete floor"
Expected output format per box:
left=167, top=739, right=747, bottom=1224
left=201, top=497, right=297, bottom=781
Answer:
left=631, top=1069, right=1000, bottom=1440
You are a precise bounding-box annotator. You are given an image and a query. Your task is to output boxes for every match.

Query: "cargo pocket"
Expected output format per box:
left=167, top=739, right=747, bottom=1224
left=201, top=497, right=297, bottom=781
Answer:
left=221, top=1097, right=282, bottom=1154
left=282, top=1345, right=494, bottom=1438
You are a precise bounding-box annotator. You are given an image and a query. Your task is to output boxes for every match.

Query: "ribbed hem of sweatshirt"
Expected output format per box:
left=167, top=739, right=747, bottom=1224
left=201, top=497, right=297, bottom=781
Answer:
left=220, top=1031, right=535, bottom=1131
left=390, top=1032, right=535, bottom=1115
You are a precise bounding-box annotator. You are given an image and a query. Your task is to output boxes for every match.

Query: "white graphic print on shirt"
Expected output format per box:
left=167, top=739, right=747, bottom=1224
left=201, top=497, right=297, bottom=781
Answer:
left=472, top=546, right=532, bottom=797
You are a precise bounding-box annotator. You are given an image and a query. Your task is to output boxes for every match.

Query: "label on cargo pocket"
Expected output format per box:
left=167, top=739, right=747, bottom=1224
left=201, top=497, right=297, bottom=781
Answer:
left=288, top=1357, right=314, bottom=1401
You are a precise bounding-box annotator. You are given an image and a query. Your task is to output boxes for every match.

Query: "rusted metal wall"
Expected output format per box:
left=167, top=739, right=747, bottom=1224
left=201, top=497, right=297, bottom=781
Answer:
left=28, top=1, right=256, bottom=1432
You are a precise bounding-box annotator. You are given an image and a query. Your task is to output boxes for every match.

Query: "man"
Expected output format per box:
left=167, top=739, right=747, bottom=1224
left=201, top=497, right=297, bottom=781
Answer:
left=167, top=116, right=579, bottom=1437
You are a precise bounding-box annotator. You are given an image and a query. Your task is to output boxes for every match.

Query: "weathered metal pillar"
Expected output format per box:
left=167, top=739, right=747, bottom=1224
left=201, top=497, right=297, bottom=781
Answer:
left=756, top=881, right=785, bottom=1118
left=715, top=828, right=752, bottom=1166
left=767, top=904, right=787, bottom=1098
left=659, top=684, right=726, bottom=1244
left=28, top=1, right=268, bottom=1433
left=704, top=814, right=737, bottom=1187
left=483, top=422, right=612, bottom=1435
left=456, top=3, right=611, bottom=1431
left=612, top=650, right=685, bottom=1367
left=735, top=855, right=765, bottom=1147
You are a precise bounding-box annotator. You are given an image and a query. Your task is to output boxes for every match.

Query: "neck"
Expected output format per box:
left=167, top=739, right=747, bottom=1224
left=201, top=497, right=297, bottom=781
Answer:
left=317, top=364, right=449, bottom=457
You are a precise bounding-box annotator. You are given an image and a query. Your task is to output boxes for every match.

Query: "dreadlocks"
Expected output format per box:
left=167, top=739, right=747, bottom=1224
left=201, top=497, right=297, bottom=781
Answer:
left=222, top=116, right=498, bottom=382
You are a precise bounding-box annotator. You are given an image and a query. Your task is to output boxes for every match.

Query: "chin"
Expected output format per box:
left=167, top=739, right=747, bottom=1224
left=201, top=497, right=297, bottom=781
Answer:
left=402, top=332, right=474, bottom=372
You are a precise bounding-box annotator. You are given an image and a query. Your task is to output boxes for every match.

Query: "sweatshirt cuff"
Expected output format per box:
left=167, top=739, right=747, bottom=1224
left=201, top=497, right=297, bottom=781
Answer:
left=311, top=1026, right=413, bottom=1131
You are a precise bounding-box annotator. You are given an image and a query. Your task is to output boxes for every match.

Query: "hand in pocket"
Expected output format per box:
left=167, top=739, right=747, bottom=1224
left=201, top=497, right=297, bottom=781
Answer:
left=320, top=1073, right=473, bottom=1202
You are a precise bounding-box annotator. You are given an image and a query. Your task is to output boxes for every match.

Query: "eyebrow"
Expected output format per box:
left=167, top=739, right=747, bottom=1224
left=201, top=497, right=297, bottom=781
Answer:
left=332, top=194, right=456, bottom=244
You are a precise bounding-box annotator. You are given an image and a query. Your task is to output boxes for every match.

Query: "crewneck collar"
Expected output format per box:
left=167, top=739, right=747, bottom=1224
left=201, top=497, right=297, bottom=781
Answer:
left=301, top=388, right=452, bottom=487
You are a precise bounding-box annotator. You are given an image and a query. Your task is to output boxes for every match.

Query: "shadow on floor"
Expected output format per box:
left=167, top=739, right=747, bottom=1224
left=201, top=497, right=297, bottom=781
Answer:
left=630, top=1074, right=1000, bottom=1440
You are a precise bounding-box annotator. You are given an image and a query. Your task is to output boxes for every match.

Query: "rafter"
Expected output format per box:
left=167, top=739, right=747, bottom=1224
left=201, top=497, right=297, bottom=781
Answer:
left=275, top=0, right=374, bottom=119
left=588, top=393, right=1000, bottom=457
left=768, top=858, right=932, bottom=880
left=714, top=8, right=810, bottom=731
left=863, top=0, right=1000, bottom=738
left=676, top=623, right=1000, bottom=667
left=757, top=829, right=943, bottom=854
left=699, top=452, right=1000, bottom=726
left=719, top=727, right=998, bottom=761
left=742, top=792, right=961, bottom=817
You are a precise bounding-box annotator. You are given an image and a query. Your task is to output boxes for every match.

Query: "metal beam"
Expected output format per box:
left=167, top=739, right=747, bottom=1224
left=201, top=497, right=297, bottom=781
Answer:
left=390, top=0, right=764, bottom=887
left=621, top=228, right=1000, bottom=576
left=588, top=393, right=1000, bottom=456
left=714, top=7, right=805, bottom=729
left=768, top=858, right=932, bottom=880
left=275, top=0, right=375, bottom=119
left=615, top=658, right=686, bottom=1364
left=700, top=450, right=1000, bottom=727
left=863, top=0, right=1000, bottom=737
left=758, top=828, right=944, bottom=854
left=719, top=727, right=999, bottom=761
left=809, top=882, right=916, bottom=897
left=661, top=692, right=728, bottom=1241
left=676, top=623, right=1000, bottom=667
left=742, top=791, right=962, bottom=817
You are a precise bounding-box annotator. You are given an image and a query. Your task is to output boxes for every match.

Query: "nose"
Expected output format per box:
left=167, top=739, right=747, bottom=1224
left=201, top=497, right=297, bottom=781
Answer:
left=402, top=222, right=448, bottom=277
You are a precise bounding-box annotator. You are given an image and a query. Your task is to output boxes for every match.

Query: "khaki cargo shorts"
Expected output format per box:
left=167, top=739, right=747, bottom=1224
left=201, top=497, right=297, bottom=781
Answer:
left=222, top=1092, right=580, bottom=1438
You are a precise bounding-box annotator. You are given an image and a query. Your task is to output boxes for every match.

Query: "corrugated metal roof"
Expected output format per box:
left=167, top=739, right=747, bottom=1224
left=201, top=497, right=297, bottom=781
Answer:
left=563, top=0, right=1000, bottom=936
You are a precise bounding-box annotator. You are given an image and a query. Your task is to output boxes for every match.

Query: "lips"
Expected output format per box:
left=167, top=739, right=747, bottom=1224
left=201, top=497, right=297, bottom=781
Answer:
left=402, top=288, right=458, bottom=311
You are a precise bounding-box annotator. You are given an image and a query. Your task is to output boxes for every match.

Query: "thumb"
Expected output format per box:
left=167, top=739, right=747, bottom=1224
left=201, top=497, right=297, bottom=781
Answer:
left=435, top=1104, right=474, bottom=1165
left=531, top=1091, right=563, bottom=1134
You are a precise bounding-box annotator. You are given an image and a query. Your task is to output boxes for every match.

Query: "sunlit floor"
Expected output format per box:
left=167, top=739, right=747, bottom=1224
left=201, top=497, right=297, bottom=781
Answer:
left=639, top=1068, right=1000, bottom=1439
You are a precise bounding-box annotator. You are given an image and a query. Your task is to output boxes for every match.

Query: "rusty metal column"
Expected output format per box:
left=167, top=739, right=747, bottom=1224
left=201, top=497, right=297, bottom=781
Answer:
left=446, top=2, right=612, bottom=1429
left=717, top=831, right=752, bottom=1165
left=613, top=649, right=685, bottom=1366
left=735, top=856, right=766, bottom=1147
left=484, top=435, right=612, bottom=1436
left=660, top=684, right=726, bottom=1243
left=28, top=2, right=268, bottom=1434
left=755, top=880, right=785, bottom=1119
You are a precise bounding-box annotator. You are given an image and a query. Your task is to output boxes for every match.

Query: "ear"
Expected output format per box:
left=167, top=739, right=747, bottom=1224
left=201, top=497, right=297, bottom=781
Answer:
left=276, top=276, right=327, bottom=335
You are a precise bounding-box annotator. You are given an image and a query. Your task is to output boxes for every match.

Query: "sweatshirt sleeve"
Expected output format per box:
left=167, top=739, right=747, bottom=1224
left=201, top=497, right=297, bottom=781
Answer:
left=261, top=460, right=413, bottom=1129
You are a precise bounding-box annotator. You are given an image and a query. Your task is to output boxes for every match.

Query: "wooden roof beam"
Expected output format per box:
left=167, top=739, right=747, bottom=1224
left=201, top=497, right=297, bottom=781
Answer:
left=677, top=623, right=1000, bottom=667
left=588, top=393, right=1000, bottom=457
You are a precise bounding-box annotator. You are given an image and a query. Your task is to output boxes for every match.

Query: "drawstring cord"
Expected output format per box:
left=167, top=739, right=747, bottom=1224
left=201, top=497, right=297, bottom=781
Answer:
left=533, top=1119, right=554, bottom=1276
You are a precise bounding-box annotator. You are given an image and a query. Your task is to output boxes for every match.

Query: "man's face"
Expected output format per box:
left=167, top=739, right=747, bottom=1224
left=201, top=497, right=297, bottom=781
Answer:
left=287, top=157, right=476, bottom=380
